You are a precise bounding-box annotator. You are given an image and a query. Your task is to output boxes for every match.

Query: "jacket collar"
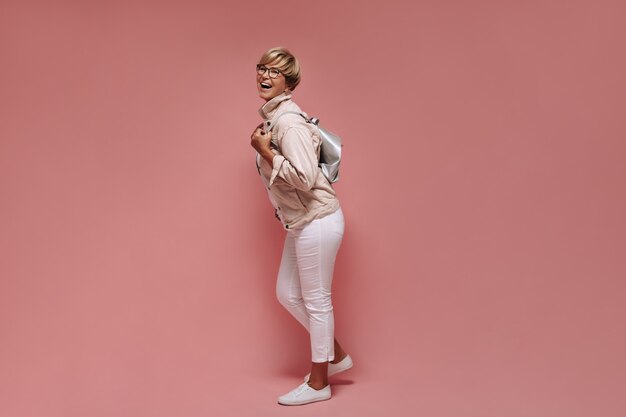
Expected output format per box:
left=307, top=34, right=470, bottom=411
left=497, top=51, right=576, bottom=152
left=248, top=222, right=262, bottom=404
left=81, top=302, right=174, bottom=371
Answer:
left=258, top=91, right=292, bottom=121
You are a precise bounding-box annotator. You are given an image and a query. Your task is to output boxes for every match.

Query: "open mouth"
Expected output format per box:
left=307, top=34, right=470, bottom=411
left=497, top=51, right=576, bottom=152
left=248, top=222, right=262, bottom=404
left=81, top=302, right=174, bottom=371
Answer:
left=260, top=82, right=272, bottom=90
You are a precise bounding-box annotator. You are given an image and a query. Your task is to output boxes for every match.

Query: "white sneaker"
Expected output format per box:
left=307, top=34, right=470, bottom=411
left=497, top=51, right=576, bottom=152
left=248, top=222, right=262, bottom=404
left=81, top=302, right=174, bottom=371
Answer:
left=277, top=382, right=331, bottom=406
left=304, top=354, right=353, bottom=382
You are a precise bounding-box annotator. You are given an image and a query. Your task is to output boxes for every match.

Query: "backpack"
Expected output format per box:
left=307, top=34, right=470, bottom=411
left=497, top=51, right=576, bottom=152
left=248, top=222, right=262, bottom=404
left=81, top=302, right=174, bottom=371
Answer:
left=267, top=111, right=342, bottom=183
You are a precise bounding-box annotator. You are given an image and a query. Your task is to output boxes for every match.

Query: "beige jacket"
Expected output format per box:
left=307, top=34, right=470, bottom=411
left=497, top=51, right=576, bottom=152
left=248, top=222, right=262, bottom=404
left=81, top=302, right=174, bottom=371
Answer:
left=256, top=92, right=340, bottom=230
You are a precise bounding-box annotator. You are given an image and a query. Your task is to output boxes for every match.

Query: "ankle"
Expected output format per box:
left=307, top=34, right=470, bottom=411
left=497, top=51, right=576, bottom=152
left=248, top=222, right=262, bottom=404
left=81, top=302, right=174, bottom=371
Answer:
left=330, top=352, right=347, bottom=364
left=307, top=380, right=328, bottom=390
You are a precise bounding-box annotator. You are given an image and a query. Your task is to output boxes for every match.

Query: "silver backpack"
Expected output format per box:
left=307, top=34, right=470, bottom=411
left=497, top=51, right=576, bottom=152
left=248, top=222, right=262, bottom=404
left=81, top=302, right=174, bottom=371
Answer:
left=267, top=111, right=342, bottom=183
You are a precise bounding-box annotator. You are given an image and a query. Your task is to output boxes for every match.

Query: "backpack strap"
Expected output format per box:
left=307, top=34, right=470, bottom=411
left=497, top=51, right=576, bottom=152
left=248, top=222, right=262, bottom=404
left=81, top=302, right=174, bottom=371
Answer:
left=266, top=111, right=310, bottom=131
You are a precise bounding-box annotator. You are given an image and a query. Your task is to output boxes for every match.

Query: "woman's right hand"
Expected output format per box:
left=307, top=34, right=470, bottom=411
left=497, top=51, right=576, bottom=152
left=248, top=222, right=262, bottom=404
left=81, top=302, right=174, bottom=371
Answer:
left=251, top=124, right=275, bottom=164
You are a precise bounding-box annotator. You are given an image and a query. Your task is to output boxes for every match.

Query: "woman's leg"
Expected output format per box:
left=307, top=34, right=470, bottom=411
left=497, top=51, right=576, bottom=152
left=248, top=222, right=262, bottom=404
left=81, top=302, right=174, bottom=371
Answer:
left=294, top=209, right=345, bottom=389
left=275, top=227, right=348, bottom=363
left=276, top=231, right=310, bottom=329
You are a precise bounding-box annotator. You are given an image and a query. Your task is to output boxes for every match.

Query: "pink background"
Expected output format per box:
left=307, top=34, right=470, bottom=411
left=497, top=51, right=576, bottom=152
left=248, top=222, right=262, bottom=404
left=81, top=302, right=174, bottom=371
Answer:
left=1, top=1, right=625, bottom=416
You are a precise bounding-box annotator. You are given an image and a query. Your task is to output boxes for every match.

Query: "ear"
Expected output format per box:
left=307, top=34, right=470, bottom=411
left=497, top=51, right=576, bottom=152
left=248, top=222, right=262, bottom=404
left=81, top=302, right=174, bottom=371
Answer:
left=284, top=80, right=293, bottom=93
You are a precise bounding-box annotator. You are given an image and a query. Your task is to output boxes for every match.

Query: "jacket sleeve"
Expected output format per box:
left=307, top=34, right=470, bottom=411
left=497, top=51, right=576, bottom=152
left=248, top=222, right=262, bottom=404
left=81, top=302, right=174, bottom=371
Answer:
left=269, top=126, right=319, bottom=191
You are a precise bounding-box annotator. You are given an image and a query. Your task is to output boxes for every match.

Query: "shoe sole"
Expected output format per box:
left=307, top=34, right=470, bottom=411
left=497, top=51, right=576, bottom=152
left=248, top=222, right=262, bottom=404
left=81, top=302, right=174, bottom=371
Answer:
left=278, top=395, right=332, bottom=406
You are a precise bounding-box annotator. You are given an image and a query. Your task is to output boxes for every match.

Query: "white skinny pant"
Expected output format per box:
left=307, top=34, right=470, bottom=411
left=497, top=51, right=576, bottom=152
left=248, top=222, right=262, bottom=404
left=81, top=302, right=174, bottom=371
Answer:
left=275, top=208, right=344, bottom=363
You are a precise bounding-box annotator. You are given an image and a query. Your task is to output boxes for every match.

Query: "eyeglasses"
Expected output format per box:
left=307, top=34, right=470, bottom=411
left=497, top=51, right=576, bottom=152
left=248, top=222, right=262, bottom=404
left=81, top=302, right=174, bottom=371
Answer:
left=256, top=64, right=282, bottom=79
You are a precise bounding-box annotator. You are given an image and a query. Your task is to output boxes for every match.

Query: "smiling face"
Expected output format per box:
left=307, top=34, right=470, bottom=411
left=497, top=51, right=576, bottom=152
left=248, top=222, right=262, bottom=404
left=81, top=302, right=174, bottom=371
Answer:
left=257, top=61, right=289, bottom=102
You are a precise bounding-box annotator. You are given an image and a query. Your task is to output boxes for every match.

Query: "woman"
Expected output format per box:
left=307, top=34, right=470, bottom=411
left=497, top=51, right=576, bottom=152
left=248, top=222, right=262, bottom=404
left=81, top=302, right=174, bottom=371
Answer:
left=250, top=47, right=353, bottom=406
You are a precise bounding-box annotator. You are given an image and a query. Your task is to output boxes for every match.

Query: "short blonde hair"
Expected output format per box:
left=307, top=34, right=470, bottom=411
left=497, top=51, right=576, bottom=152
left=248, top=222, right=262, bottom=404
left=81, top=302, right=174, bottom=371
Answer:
left=259, top=47, right=302, bottom=91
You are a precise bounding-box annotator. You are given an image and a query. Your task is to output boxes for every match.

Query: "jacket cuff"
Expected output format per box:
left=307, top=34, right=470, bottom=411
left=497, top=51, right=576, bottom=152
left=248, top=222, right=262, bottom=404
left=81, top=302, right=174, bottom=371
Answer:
left=269, top=155, right=285, bottom=187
